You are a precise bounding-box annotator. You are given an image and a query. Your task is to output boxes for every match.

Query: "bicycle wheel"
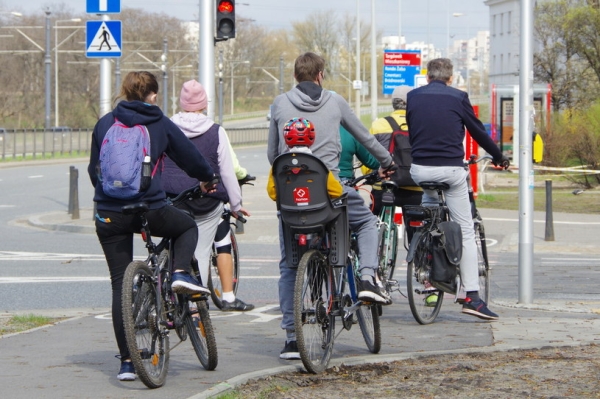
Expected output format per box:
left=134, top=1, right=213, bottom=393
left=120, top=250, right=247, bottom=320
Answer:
left=474, top=211, right=491, bottom=303
left=378, top=216, right=399, bottom=288
left=186, top=298, right=218, bottom=370
left=352, top=252, right=381, bottom=353
left=407, top=234, right=444, bottom=325
left=122, top=260, right=169, bottom=388
left=208, top=227, right=239, bottom=309
left=294, top=249, right=335, bottom=374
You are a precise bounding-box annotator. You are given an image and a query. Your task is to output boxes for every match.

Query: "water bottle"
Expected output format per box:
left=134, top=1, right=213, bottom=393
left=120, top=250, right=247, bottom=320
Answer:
left=140, top=155, right=151, bottom=191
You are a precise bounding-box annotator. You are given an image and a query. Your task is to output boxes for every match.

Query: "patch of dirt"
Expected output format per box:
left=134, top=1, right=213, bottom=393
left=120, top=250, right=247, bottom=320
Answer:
left=231, top=344, right=600, bottom=398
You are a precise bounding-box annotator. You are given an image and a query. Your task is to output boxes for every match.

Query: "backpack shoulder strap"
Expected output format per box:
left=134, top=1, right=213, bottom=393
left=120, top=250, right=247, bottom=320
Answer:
left=384, top=116, right=401, bottom=132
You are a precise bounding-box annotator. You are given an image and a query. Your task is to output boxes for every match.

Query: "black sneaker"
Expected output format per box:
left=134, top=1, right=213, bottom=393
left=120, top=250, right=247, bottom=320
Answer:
left=117, top=361, right=136, bottom=381
left=462, top=297, right=499, bottom=320
left=221, top=298, right=255, bottom=312
left=358, top=279, right=392, bottom=305
left=279, top=340, right=300, bottom=360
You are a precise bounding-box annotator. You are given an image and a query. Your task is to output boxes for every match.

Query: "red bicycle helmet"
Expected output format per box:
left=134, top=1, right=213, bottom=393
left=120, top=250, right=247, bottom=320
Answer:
left=283, top=117, right=316, bottom=147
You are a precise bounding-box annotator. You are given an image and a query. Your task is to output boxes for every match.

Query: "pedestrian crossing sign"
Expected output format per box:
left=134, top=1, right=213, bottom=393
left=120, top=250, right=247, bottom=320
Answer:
left=86, top=20, right=121, bottom=58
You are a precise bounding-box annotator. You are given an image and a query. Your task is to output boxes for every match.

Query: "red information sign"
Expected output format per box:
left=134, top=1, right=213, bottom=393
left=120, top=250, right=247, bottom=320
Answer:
left=384, top=51, right=421, bottom=67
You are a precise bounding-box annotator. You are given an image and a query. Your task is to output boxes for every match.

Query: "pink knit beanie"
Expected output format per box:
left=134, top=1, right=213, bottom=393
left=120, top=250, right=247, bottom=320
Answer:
left=179, top=79, right=208, bottom=112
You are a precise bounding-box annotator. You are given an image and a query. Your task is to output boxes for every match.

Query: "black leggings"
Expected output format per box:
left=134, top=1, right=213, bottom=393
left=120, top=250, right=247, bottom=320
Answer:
left=95, top=204, right=198, bottom=359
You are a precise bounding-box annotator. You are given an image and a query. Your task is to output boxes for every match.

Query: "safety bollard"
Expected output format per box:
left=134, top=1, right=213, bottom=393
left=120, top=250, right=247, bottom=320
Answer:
left=544, top=179, right=554, bottom=241
left=68, top=166, right=80, bottom=220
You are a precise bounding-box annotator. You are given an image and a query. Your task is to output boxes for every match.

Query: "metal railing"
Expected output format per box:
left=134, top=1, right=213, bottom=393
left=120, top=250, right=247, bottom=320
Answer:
left=0, top=127, right=269, bottom=161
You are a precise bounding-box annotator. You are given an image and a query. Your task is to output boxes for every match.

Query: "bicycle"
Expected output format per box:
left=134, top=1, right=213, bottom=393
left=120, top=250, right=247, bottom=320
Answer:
left=120, top=184, right=218, bottom=389
left=207, top=175, right=253, bottom=310
left=346, top=171, right=402, bottom=298
left=404, top=155, right=493, bottom=325
left=272, top=152, right=380, bottom=374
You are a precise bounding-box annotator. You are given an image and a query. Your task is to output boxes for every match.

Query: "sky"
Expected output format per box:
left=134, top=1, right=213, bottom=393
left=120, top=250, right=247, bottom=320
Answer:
left=1, top=0, right=490, bottom=50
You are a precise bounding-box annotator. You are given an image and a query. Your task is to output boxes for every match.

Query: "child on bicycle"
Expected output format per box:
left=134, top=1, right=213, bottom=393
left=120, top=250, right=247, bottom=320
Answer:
left=267, top=117, right=343, bottom=201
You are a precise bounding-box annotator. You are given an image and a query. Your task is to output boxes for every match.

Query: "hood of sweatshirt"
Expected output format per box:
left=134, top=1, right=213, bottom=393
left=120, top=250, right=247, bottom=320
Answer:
left=112, top=100, right=163, bottom=127
left=171, top=112, right=215, bottom=139
left=285, top=82, right=333, bottom=112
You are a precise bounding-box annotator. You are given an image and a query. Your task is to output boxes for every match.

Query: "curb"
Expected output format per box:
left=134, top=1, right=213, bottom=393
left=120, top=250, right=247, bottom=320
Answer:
left=193, top=340, right=597, bottom=399
left=27, top=210, right=95, bottom=235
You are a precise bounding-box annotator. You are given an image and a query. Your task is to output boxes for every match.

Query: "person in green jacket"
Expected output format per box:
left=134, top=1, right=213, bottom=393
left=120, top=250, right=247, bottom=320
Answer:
left=338, top=126, right=380, bottom=184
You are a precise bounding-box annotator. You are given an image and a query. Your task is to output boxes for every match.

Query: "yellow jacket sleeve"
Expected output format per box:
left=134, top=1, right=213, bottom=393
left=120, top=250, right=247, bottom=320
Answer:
left=267, top=169, right=277, bottom=201
left=327, top=172, right=344, bottom=198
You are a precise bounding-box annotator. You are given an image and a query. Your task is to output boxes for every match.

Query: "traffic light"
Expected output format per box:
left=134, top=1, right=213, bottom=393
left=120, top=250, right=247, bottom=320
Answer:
left=216, top=0, right=235, bottom=40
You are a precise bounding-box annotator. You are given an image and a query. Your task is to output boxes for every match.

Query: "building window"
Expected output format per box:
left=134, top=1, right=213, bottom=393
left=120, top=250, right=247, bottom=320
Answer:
left=492, top=14, right=496, bottom=37
left=500, top=13, right=504, bottom=36
left=507, top=11, right=512, bottom=34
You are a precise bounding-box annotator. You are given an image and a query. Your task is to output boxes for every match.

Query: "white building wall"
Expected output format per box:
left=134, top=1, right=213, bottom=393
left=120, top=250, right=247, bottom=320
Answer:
left=485, top=0, right=520, bottom=86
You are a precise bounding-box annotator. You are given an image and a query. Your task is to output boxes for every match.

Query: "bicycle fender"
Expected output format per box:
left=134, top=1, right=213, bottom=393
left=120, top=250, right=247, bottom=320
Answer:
left=405, top=230, right=423, bottom=263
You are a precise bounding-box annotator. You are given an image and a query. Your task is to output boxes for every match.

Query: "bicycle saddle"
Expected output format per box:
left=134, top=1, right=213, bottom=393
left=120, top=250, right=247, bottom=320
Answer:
left=121, top=202, right=149, bottom=215
left=418, top=182, right=450, bottom=191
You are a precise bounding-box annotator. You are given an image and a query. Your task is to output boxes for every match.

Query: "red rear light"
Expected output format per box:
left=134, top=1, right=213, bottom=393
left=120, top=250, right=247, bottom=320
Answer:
left=409, top=220, right=424, bottom=228
left=298, top=234, right=307, bottom=246
left=141, top=231, right=147, bottom=241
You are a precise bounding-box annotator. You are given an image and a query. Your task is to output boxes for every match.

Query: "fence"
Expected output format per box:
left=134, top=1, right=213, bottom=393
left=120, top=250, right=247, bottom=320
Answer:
left=0, top=127, right=269, bottom=161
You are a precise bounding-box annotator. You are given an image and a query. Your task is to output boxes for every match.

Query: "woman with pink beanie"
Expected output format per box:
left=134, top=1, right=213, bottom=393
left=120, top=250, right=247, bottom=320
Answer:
left=162, top=79, right=254, bottom=311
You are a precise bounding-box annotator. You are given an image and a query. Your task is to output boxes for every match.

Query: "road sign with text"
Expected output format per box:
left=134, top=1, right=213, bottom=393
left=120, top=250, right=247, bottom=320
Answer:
left=382, top=50, right=422, bottom=94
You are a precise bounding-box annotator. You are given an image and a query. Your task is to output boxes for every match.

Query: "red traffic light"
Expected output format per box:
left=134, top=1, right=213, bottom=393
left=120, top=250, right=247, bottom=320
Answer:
left=218, top=0, right=234, bottom=13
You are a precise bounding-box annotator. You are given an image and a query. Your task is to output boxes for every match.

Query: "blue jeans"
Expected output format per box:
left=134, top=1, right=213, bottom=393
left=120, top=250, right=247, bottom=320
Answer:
left=410, top=164, right=479, bottom=292
left=278, top=185, right=379, bottom=330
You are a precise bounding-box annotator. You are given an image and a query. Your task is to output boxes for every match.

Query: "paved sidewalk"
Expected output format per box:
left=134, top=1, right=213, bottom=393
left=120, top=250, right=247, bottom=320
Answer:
left=0, top=207, right=597, bottom=398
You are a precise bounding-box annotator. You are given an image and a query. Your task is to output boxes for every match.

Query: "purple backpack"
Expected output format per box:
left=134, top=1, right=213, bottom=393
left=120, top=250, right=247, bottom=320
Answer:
left=98, top=119, right=151, bottom=199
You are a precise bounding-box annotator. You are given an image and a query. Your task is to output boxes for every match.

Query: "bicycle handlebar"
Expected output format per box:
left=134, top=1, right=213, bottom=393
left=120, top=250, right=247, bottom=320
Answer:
left=345, top=170, right=381, bottom=187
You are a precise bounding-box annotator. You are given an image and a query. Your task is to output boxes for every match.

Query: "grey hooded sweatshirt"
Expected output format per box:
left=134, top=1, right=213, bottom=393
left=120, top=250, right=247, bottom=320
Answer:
left=267, top=83, right=393, bottom=176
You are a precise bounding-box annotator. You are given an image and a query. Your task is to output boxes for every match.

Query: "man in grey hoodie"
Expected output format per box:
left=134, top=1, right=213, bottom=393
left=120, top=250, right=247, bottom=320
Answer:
left=267, top=52, right=396, bottom=360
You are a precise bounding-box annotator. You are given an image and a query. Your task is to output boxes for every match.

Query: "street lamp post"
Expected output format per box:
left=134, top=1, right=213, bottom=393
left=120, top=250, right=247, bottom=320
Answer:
left=230, top=60, right=249, bottom=115
left=161, top=39, right=168, bottom=114
left=54, top=18, right=81, bottom=127
left=44, top=10, right=51, bottom=131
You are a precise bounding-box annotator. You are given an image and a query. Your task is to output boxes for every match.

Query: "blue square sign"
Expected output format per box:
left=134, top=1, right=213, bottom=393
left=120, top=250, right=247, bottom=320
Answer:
left=87, top=0, right=121, bottom=14
left=86, top=20, right=121, bottom=58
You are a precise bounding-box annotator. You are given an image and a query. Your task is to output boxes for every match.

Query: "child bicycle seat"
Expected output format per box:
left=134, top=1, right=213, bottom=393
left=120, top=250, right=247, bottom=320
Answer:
left=272, top=152, right=349, bottom=267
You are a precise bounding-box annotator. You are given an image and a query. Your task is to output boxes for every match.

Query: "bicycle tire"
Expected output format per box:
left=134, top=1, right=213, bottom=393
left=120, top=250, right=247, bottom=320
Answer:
left=474, top=210, right=491, bottom=303
left=380, top=219, right=399, bottom=285
left=122, top=260, right=170, bottom=388
left=186, top=299, right=218, bottom=370
left=294, top=249, right=335, bottom=374
left=208, top=227, right=239, bottom=309
left=407, top=234, right=444, bottom=325
left=348, top=250, right=381, bottom=353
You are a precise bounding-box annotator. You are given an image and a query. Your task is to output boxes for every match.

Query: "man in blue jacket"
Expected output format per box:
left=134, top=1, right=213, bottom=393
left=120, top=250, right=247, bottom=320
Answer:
left=406, top=58, right=509, bottom=321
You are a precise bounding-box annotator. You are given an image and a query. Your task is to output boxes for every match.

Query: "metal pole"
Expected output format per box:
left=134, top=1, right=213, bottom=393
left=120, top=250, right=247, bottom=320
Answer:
left=279, top=55, right=284, bottom=94
left=370, top=0, right=377, bottom=122
left=355, top=0, right=361, bottom=116
left=44, top=10, right=51, bottom=131
left=398, top=0, right=401, bottom=48
left=518, top=0, right=534, bottom=304
left=99, top=15, right=112, bottom=118
left=162, top=39, right=168, bottom=114
left=115, top=58, right=121, bottom=93
left=218, top=49, right=223, bottom=125
left=230, top=63, right=234, bottom=115
left=54, top=20, right=58, bottom=127
left=199, top=0, right=215, bottom=120
left=544, top=180, right=555, bottom=241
